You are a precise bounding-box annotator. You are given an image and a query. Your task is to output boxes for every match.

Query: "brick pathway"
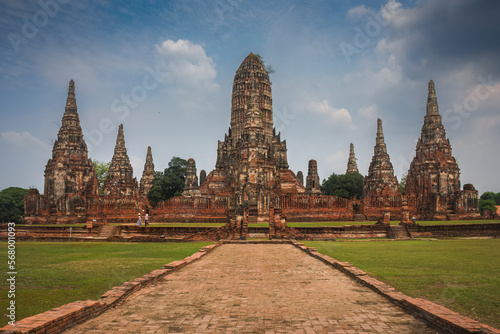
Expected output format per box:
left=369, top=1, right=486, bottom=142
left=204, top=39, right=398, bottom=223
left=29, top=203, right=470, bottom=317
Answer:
left=66, top=244, right=436, bottom=333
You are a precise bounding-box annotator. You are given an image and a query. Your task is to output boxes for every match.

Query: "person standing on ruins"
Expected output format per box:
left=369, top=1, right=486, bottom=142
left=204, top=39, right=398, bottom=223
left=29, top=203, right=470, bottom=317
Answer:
left=136, top=213, right=142, bottom=226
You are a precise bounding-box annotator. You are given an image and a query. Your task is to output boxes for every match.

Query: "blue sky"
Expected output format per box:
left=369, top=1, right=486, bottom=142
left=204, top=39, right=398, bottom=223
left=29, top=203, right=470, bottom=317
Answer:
left=1, top=0, right=499, bottom=195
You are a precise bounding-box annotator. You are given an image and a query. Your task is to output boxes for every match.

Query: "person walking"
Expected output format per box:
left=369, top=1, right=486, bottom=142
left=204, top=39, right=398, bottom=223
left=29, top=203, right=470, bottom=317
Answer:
left=136, top=213, right=142, bottom=226
left=145, top=213, right=149, bottom=226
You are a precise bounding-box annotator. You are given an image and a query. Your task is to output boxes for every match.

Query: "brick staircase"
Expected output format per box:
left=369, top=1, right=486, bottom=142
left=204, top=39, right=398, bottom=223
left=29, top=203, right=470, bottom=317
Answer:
left=389, top=225, right=412, bottom=239
left=98, top=225, right=118, bottom=238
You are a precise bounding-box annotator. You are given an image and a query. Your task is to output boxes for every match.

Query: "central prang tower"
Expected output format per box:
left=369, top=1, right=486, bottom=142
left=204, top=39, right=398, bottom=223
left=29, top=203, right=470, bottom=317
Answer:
left=215, top=53, right=288, bottom=171
left=203, top=53, right=304, bottom=222
left=229, top=53, right=274, bottom=143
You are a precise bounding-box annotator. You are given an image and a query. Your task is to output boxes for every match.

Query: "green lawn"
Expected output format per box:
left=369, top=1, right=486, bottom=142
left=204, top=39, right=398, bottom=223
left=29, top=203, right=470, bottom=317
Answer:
left=304, top=239, right=500, bottom=328
left=0, top=241, right=211, bottom=327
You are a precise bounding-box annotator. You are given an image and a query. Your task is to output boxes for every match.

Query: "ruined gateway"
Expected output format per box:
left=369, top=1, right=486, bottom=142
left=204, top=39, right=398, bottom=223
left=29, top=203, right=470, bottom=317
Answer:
left=24, top=53, right=479, bottom=229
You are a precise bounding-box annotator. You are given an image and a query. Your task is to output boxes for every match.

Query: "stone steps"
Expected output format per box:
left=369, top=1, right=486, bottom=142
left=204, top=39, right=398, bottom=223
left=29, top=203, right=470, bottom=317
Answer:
left=390, top=225, right=412, bottom=239
left=98, top=225, right=118, bottom=238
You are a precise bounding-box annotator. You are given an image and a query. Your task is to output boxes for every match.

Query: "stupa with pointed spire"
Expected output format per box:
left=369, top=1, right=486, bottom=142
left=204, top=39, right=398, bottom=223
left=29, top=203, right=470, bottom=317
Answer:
left=43, top=80, right=98, bottom=209
left=405, top=80, right=478, bottom=218
left=346, top=143, right=359, bottom=174
left=102, top=124, right=138, bottom=197
left=139, top=146, right=155, bottom=198
left=363, top=118, right=399, bottom=197
left=202, top=53, right=305, bottom=222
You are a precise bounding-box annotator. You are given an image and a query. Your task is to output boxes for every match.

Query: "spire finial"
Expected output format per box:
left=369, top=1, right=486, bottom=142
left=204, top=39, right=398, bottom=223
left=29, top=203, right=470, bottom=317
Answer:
left=426, top=79, right=439, bottom=116
left=346, top=143, right=359, bottom=174
left=428, top=80, right=435, bottom=95
left=145, top=146, right=153, bottom=164
left=65, top=79, right=77, bottom=114
left=377, top=118, right=384, bottom=143
left=375, top=118, right=387, bottom=155
left=115, top=124, right=126, bottom=152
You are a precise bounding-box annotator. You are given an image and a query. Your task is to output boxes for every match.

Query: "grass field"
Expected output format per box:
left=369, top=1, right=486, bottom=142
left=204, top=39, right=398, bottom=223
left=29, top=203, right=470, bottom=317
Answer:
left=303, top=239, right=500, bottom=328
left=0, top=241, right=211, bottom=327
left=0, top=240, right=498, bottom=329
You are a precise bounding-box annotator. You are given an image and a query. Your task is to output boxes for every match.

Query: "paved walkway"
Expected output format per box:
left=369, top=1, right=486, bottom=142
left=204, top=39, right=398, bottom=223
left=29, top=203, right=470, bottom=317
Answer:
left=66, top=244, right=436, bottom=333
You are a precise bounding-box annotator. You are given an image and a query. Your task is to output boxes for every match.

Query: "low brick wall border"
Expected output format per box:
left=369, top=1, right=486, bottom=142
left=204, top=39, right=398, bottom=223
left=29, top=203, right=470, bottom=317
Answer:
left=0, top=242, right=221, bottom=334
left=292, top=240, right=500, bottom=334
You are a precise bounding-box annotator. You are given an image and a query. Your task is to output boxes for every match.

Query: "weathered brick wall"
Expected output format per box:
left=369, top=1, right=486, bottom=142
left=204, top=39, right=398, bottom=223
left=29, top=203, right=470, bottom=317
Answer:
left=2, top=223, right=500, bottom=242
left=118, top=226, right=221, bottom=240
left=294, top=225, right=388, bottom=239
left=408, top=223, right=500, bottom=238
left=0, top=225, right=93, bottom=240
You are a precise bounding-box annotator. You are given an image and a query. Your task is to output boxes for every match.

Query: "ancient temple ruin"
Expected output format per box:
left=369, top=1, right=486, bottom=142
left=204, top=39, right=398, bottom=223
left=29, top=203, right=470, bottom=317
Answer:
left=183, top=158, right=201, bottom=197
left=24, top=81, right=99, bottom=224
left=305, top=160, right=321, bottom=195
left=139, top=146, right=155, bottom=199
left=346, top=143, right=358, bottom=174
left=405, top=81, right=479, bottom=220
left=25, top=82, right=144, bottom=224
left=102, top=124, right=138, bottom=197
left=24, top=55, right=479, bottom=227
left=363, top=119, right=399, bottom=198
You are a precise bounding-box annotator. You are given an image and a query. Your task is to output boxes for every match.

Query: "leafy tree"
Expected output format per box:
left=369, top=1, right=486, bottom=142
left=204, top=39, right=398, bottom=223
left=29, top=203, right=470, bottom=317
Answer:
left=93, top=160, right=110, bottom=194
left=0, top=187, right=29, bottom=223
left=147, top=157, right=187, bottom=207
left=479, top=199, right=497, bottom=216
left=398, top=173, right=407, bottom=194
left=480, top=191, right=500, bottom=205
left=321, top=172, right=364, bottom=199
left=479, top=191, right=500, bottom=216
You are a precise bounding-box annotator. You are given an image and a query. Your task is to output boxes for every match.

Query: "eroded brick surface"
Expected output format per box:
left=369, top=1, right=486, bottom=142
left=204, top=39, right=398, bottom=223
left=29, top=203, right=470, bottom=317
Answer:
left=65, top=244, right=436, bottom=333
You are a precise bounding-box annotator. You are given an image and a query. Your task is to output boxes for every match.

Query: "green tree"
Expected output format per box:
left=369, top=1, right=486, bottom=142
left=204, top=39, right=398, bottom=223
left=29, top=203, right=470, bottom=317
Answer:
left=147, top=157, right=187, bottom=207
left=321, top=172, right=364, bottom=199
left=479, top=199, right=497, bottom=216
left=399, top=173, right=407, bottom=194
left=93, top=160, right=110, bottom=194
left=479, top=191, right=500, bottom=216
left=480, top=191, right=500, bottom=205
left=0, top=187, right=29, bottom=223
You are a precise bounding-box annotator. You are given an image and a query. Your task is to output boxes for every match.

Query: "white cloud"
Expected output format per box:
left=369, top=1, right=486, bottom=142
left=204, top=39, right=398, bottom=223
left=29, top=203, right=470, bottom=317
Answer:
left=307, top=99, right=355, bottom=128
left=155, top=39, right=219, bottom=94
left=380, top=0, right=403, bottom=23
left=0, top=131, right=51, bottom=151
left=347, top=5, right=370, bottom=19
